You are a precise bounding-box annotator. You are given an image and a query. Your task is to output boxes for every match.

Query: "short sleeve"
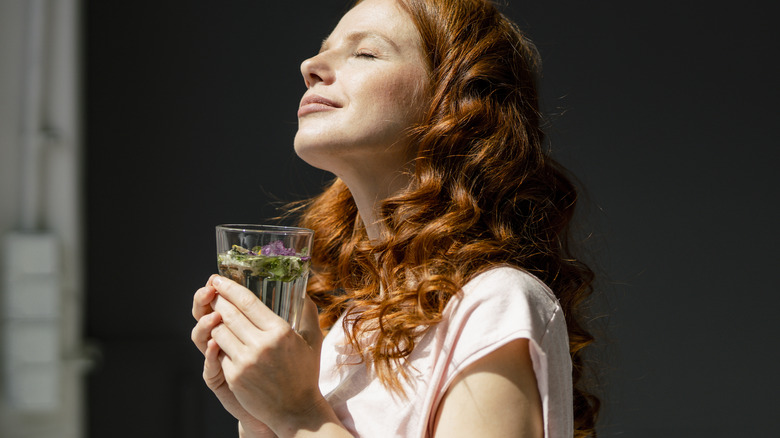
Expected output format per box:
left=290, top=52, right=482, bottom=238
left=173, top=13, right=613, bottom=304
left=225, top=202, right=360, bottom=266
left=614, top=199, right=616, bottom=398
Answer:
left=419, top=266, right=573, bottom=438
left=318, top=266, right=573, bottom=438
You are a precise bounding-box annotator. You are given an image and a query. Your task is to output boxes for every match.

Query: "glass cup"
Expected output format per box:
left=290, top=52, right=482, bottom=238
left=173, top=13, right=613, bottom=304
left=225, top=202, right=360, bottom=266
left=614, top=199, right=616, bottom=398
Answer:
left=215, top=224, right=314, bottom=332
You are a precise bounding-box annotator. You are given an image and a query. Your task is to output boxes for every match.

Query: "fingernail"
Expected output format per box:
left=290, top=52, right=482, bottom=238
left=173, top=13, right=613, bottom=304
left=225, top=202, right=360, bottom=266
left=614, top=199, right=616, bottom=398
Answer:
left=212, top=276, right=222, bottom=287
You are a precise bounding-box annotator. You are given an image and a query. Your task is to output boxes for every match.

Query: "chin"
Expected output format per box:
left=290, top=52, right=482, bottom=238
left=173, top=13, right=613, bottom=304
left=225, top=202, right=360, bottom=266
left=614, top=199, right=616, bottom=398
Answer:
left=293, top=136, right=336, bottom=172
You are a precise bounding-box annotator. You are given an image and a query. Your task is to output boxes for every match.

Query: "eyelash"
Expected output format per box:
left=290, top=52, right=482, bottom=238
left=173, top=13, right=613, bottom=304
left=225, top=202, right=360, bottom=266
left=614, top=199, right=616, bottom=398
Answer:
left=353, top=51, right=377, bottom=59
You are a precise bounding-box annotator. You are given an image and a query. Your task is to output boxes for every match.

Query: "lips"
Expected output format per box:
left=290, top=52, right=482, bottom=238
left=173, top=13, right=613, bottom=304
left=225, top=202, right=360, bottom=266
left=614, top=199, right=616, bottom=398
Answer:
left=298, top=94, right=342, bottom=117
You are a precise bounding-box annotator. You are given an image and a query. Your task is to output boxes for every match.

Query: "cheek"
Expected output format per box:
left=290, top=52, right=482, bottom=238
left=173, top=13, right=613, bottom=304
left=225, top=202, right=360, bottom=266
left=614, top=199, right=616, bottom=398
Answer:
left=358, top=68, right=428, bottom=122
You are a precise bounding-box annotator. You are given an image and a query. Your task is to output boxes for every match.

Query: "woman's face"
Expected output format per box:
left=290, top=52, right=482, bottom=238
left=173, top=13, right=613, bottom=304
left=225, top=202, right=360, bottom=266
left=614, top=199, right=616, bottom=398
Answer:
left=294, top=0, right=429, bottom=177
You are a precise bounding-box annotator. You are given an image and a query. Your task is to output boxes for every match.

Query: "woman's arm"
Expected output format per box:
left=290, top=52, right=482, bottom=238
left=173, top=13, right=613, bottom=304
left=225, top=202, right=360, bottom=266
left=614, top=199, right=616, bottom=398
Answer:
left=432, top=338, right=544, bottom=438
left=207, top=275, right=354, bottom=438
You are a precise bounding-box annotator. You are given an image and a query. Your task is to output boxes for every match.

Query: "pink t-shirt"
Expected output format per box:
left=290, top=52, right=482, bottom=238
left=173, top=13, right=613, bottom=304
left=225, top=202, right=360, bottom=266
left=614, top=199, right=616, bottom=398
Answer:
left=318, top=266, right=574, bottom=437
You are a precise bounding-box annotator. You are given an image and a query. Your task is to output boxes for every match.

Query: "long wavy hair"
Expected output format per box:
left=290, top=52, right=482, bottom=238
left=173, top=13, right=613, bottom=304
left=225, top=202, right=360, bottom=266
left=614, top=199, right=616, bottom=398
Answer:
left=297, top=0, right=600, bottom=435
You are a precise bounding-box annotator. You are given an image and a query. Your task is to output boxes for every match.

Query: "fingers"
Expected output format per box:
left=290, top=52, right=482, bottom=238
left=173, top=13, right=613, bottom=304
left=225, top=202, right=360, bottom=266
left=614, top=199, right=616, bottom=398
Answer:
left=212, top=294, right=271, bottom=345
left=191, top=311, right=222, bottom=354
left=192, top=283, right=217, bottom=320
left=203, top=338, right=226, bottom=390
left=211, top=316, right=247, bottom=360
left=209, top=275, right=279, bottom=331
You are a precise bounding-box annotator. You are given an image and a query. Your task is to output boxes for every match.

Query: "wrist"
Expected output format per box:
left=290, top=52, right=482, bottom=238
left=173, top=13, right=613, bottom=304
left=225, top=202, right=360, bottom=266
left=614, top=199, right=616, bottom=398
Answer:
left=270, top=395, right=351, bottom=438
left=239, top=420, right=277, bottom=438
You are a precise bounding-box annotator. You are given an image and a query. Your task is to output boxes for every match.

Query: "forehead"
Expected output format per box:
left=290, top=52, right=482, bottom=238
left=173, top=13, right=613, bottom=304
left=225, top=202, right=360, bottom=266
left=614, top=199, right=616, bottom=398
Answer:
left=322, top=0, right=420, bottom=51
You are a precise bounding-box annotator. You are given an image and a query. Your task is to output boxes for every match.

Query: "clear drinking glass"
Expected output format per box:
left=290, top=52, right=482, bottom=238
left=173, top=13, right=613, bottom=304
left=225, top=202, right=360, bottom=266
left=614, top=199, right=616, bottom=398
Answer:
left=215, top=224, right=314, bottom=332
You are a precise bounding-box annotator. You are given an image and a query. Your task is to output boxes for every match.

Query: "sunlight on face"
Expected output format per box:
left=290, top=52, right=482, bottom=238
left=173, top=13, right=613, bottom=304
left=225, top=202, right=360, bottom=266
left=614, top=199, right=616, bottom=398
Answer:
left=294, top=0, right=429, bottom=179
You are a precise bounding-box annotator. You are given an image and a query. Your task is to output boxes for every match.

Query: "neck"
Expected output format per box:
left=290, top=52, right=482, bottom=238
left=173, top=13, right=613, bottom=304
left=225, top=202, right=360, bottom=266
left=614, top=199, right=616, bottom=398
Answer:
left=338, top=164, right=413, bottom=242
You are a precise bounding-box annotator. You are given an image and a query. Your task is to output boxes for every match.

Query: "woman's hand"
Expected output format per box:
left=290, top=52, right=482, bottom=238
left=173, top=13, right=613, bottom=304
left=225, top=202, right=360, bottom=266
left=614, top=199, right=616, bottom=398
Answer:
left=191, top=280, right=275, bottom=437
left=201, top=275, right=342, bottom=437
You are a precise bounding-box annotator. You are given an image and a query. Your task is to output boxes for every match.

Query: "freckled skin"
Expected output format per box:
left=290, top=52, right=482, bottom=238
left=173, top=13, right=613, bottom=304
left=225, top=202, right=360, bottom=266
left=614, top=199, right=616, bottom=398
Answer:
left=294, top=0, right=429, bottom=182
left=194, top=1, right=546, bottom=436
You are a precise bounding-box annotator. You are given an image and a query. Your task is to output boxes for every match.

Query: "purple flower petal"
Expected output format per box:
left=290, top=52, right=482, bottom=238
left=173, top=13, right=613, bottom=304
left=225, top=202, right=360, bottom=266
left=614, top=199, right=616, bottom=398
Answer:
left=261, top=240, right=297, bottom=256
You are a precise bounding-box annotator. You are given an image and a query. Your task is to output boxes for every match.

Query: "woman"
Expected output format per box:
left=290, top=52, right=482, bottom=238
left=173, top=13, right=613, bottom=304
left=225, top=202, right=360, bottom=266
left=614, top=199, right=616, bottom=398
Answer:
left=191, top=0, right=600, bottom=436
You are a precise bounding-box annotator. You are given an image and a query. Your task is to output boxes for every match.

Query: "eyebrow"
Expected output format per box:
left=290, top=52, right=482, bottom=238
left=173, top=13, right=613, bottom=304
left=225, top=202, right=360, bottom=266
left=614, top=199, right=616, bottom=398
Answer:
left=319, top=30, right=400, bottom=53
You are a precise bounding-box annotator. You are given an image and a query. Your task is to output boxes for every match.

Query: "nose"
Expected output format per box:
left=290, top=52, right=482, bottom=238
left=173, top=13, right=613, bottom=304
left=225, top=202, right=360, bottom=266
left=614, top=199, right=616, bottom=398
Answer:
left=300, top=53, right=333, bottom=88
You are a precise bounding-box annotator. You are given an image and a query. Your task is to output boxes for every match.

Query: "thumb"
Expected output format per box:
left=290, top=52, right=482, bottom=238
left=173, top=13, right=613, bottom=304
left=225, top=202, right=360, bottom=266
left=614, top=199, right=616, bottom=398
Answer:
left=298, top=296, right=323, bottom=353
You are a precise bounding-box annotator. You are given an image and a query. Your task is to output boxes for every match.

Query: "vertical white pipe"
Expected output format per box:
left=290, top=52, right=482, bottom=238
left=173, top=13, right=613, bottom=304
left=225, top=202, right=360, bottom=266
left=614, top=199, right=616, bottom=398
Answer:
left=49, top=0, right=88, bottom=434
left=18, top=0, right=46, bottom=231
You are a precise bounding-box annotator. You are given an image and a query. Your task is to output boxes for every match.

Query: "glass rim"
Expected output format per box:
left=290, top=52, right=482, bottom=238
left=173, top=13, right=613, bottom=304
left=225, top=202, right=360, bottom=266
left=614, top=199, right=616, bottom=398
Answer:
left=215, top=224, right=313, bottom=235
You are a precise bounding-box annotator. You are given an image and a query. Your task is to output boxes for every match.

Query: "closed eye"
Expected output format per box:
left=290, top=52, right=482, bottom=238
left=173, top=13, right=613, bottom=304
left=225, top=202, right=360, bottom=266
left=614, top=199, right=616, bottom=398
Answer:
left=354, top=51, right=378, bottom=59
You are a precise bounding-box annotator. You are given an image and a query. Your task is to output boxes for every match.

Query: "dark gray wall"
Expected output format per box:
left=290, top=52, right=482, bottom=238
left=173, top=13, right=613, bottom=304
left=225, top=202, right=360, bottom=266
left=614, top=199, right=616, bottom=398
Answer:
left=84, top=1, right=780, bottom=436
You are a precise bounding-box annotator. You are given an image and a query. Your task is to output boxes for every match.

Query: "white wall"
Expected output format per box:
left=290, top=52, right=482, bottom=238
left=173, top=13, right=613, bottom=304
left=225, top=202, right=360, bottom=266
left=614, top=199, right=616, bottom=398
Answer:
left=0, top=0, right=86, bottom=436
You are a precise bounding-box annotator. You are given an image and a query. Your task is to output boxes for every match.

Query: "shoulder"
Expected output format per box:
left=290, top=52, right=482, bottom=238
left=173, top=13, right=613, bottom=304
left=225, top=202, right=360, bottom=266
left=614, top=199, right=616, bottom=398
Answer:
left=426, top=266, right=567, bottom=377
left=445, top=266, right=563, bottom=338
left=461, top=265, right=558, bottom=305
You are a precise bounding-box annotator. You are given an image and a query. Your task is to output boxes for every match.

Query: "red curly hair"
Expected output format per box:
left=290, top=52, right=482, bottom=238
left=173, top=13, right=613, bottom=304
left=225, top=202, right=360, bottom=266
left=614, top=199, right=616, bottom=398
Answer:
left=297, top=0, right=600, bottom=435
